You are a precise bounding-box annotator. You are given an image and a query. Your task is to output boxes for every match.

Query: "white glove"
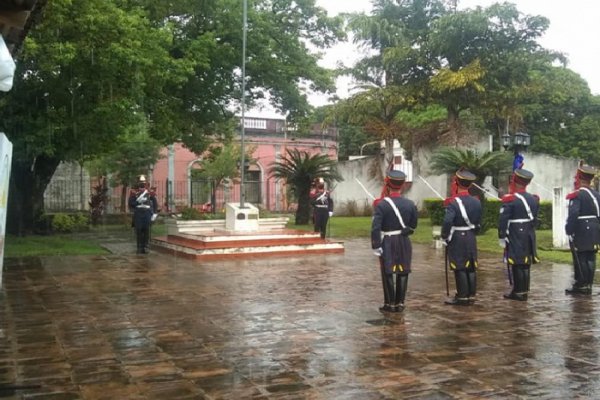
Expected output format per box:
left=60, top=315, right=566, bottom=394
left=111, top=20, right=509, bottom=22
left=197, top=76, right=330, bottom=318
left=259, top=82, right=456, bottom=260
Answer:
left=498, top=238, right=506, bottom=248
left=568, top=234, right=574, bottom=243
left=328, top=211, right=333, bottom=217
left=373, top=247, right=383, bottom=257
left=151, top=213, right=158, bottom=222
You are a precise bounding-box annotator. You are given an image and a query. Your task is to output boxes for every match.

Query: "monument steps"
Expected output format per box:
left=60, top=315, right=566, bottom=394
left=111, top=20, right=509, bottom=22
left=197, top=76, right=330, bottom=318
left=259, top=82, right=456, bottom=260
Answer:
left=150, top=229, right=344, bottom=260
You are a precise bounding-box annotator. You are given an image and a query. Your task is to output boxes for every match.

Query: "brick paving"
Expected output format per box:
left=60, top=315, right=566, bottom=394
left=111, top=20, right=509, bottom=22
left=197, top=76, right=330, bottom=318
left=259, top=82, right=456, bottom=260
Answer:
left=0, top=237, right=598, bottom=399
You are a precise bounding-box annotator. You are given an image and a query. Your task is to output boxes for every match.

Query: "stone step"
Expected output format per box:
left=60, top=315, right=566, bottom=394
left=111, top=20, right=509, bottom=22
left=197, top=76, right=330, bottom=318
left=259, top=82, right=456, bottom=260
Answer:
left=160, top=232, right=326, bottom=250
left=150, top=231, right=344, bottom=260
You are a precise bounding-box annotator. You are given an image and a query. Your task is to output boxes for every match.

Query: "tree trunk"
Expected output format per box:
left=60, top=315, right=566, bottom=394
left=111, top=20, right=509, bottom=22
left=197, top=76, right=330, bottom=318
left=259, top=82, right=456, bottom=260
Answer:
left=447, top=106, right=460, bottom=146
left=7, top=155, right=60, bottom=235
left=295, top=185, right=311, bottom=225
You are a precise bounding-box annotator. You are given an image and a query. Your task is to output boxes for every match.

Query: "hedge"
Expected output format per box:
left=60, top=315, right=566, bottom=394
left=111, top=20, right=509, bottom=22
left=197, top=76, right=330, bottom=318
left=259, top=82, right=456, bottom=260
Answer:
left=423, top=198, right=552, bottom=231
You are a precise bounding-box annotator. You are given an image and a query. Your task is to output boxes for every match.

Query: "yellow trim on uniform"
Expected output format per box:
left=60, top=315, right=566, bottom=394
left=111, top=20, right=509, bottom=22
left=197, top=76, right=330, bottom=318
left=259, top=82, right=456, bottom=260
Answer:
left=474, top=261, right=478, bottom=269
left=392, top=264, right=404, bottom=272
left=508, top=258, right=514, bottom=265
left=534, top=256, right=540, bottom=263
left=524, top=256, right=529, bottom=263
left=466, top=260, right=470, bottom=267
left=450, top=262, right=456, bottom=270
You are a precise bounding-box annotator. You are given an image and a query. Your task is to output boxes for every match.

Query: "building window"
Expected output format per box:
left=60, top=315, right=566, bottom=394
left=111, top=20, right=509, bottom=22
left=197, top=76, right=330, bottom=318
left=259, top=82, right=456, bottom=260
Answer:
left=243, top=118, right=267, bottom=129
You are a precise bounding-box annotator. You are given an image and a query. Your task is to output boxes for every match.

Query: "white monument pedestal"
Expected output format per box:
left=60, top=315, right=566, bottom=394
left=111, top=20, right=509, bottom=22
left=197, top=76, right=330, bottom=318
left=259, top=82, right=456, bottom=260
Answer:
left=225, top=202, right=259, bottom=232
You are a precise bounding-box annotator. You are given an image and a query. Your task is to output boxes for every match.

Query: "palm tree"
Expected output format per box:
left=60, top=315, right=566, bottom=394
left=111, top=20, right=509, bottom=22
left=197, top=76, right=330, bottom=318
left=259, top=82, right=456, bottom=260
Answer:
left=429, top=147, right=512, bottom=190
left=269, top=149, right=343, bottom=225
left=429, top=147, right=513, bottom=233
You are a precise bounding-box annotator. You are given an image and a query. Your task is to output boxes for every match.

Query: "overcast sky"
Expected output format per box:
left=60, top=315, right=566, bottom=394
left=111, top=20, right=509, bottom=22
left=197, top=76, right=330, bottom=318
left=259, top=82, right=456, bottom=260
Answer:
left=310, top=0, right=600, bottom=106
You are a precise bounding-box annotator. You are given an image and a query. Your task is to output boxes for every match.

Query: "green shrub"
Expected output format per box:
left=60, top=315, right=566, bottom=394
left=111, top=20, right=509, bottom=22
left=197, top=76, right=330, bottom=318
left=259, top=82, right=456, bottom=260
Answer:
left=423, top=197, right=552, bottom=232
left=344, top=200, right=359, bottom=217
left=423, top=198, right=445, bottom=226
left=180, top=207, right=203, bottom=220
left=52, top=213, right=89, bottom=233
left=537, top=201, right=552, bottom=230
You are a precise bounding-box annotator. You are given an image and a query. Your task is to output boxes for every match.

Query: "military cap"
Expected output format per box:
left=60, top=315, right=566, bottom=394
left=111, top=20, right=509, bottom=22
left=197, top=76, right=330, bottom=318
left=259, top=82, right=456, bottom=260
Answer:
left=512, top=168, right=534, bottom=185
left=577, top=165, right=597, bottom=181
left=456, top=169, right=476, bottom=186
left=386, top=170, right=406, bottom=188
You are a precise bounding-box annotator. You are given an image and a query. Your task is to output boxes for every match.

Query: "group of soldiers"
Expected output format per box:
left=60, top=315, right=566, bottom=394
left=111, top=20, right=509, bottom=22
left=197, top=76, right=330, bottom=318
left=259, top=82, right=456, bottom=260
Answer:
left=371, top=164, right=600, bottom=313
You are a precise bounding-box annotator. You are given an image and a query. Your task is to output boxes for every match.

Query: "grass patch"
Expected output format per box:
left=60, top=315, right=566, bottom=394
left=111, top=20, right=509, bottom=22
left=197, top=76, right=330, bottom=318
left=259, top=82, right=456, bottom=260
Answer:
left=288, top=217, right=572, bottom=265
left=4, top=235, right=110, bottom=257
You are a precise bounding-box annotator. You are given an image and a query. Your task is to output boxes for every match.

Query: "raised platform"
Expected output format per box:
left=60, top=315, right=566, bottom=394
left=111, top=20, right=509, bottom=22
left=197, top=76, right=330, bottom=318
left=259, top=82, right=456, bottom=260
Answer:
left=151, top=229, right=345, bottom=260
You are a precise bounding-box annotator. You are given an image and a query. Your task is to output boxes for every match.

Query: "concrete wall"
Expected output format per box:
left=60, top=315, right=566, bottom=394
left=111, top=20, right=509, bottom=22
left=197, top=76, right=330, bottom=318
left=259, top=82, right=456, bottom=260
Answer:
left=334, top=148, right=581, bottom=210
left=519, top=152, right=579, bottom=202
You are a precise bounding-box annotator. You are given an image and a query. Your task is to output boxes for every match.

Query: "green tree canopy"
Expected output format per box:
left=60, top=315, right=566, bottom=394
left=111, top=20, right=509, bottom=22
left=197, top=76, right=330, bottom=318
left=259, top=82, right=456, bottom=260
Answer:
left=1, top=0, right=344, bottom=234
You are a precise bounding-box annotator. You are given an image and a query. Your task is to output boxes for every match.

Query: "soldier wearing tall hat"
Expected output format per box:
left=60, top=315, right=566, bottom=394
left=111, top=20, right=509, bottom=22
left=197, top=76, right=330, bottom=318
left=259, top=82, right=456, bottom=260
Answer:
left=310, top=177, right=333, bottom=239
left=128, top=175, right=158, bottom=254
left=498, top=168, right=540, bottom=301
left=441, top=169, right=482, bottom=305
left=371, top=170, right=418, bottom=313
left=565, top=165, right=600, bottom=295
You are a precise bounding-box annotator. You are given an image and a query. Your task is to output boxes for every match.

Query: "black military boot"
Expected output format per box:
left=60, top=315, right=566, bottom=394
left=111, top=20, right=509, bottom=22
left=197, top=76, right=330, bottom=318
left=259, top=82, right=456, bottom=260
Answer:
left=566, top=257, right=591, bottom=295
left=392, top=274, right=408, bottom=312
left=379, top=269, right=394, bottom=313
left=467, top=268, right=477, bottom=303
left=445, top=270, right=470, bottom=305
left=504, top=266, right=527, bottom=301
left=136, top=231, right=144, bottom=254
left=522, top=266, right=530, bottom=299
left=588, top=258, right=596, bottom=294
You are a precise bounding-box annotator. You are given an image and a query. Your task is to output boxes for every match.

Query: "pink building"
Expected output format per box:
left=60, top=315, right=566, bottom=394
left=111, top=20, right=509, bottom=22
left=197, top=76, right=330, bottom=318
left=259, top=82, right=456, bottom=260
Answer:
left=151, top=116, right=338, bottom=212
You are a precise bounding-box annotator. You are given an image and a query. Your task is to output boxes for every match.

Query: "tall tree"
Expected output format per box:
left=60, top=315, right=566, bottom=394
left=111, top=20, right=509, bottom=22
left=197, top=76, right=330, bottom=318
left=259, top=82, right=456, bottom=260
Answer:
left=1, top=0, right=183, bottom=234
left=269, top=149, right=342, bottom=225
left=0, top=0, right=344, bottom=234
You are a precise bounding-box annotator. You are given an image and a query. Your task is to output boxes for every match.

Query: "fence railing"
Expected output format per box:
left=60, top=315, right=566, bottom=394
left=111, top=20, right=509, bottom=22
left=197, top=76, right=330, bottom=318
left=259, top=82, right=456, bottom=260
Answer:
left=44, top=178, right=294, bottom=214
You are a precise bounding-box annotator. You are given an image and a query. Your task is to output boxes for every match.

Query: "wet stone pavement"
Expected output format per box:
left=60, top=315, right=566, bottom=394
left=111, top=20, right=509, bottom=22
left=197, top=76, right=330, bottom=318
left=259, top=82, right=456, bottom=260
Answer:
left=1, top=237, right=599, bottom=399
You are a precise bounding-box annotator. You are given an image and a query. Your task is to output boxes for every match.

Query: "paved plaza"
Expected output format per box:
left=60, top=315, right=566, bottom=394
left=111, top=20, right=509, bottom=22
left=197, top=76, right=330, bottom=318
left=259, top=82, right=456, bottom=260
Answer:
left=0, top=237, right=599, bottom=399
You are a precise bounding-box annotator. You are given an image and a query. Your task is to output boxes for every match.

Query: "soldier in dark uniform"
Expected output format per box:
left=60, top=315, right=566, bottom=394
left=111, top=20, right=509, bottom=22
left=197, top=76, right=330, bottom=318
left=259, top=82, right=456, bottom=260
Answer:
left=565, top=165, right=600, bottom=295
left=128, top=175, right=158, bottom=254
left=441, top=170, right=481, bottom=305
left=310, top=178, right=333, bottom=239
left=498, top=168, right=540, bottom=301
left=371, top=170, right=418, bottom=313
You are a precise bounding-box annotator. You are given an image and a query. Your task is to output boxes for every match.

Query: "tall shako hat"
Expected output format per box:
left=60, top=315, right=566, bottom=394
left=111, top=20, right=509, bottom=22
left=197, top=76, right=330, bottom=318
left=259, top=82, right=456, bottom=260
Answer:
left=577, top=165, right=597, bottom=181
left=385, top=170, right=406, bottom=189
left=512, top=168, right=533, bottom=186
left=455, top=169, right=476, bottom=187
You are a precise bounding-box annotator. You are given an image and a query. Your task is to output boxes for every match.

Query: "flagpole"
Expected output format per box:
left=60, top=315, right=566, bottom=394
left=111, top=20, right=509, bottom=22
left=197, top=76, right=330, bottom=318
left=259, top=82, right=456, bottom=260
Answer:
left=240, top=0, right=247, bottom=208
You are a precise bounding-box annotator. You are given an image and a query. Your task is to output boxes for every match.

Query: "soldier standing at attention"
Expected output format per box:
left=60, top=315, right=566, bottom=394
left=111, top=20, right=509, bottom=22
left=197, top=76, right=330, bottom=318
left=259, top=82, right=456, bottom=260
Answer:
left=128, top=175, right=158, bottom=254
left=371, top=170, right=418, bottom=313
left=565, top=165, right=600, bottom=295
left=498, top=168, right=540, bottom=301
left=441, top=170, right=481, bottom=305
left=310, top=178, right=333, bottom=239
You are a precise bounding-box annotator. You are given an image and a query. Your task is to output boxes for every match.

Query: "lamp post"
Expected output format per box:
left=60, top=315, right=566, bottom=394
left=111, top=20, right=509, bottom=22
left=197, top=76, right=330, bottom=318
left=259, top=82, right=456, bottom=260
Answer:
left=502, top=131, right=530, bottom=171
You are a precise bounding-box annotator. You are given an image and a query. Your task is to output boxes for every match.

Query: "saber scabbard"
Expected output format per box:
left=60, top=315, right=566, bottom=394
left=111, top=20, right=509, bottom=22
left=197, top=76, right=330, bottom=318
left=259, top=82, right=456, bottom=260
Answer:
left=444, top=245, right=449, bottom=296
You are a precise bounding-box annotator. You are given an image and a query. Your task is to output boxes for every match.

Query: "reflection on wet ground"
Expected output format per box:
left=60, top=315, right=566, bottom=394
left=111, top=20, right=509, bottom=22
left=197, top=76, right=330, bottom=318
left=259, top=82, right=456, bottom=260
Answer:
left=0, top=239, right=598, bottom=399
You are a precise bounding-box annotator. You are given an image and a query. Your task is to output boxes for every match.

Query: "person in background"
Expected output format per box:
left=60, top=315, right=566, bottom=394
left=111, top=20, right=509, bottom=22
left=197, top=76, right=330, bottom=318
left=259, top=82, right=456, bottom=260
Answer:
left=565, top=165, right=600, bottom=295
left=441, top=169, right=481, bottom=305
left=128, top=175, right=158, bottom=254
left=498, top=169, right=540, bottom=301
left=310, top=178, right=333, bottom=239
left=371, top=170, right=418, bottom=313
